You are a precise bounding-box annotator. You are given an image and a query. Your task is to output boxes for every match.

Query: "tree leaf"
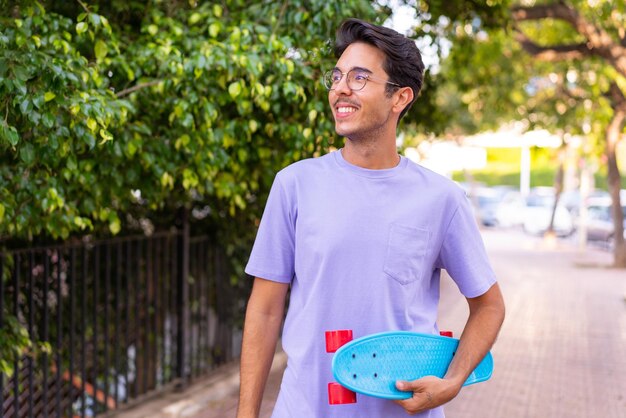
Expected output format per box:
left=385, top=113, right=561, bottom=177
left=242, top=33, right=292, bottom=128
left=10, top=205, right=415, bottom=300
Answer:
left=228, top=81, right=242, bottom=99
left=20, top=99, right=32, bottom=114
left=188, top=12, right=201, bottom=25
left=213, top=4, right=223, bottom=18
left=42, top=112, right=55, bottom=128
left=108, top=213, right=121, bottom=235
left=19, top=144, right=35, bottom=164
left=76, top=22, right=87, bottom=34
left=209, top=23, right=220, bottom=38
left=86, top=118, right=98, bottom=131
left=1, top=124, right=19, bottom=146
left=99, top=129, right=113, bottom=143
left=94, top=40, right=108, bottom=61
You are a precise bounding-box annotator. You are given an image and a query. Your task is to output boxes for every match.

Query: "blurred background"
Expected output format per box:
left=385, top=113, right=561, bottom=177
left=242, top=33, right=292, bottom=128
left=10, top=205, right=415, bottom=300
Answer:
left=1, top=0, right=625, bottom=417
left=406, top=122, right=626, bottom=252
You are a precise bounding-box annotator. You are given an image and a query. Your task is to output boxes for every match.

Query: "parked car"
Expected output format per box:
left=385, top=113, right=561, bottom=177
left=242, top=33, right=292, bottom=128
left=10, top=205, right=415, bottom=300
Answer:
left=560, top=189, right=610, bottom=218
left=494, top=191, right=526, bottom=228
left=583, top=198, right=626, bottom=246
left=463, top=185, right=517, bottom=227
left=522, top=187, right=574, bottom=237
left=471, top=187, right=502, bottom=227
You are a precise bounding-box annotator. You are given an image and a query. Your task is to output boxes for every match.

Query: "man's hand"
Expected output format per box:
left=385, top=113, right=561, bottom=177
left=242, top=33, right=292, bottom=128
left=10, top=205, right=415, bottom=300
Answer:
left=394, top=376, right=461, bottom=415
left=393, top=284, right=505, bottom=415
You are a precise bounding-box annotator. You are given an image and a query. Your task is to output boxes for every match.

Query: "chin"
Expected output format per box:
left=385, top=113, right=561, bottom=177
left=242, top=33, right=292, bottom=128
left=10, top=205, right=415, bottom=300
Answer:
left=334, top=123, right=352, bottom=138
left=336, top=131, right=355, bottom=140
left=335, top=125, right=359, bottom=139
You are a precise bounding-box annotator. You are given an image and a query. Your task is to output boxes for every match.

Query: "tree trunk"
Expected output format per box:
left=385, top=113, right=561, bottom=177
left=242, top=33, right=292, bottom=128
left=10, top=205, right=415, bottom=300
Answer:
left=547, top=141, right=566, bottom=238
left=605, top=85, right=626, bottom=268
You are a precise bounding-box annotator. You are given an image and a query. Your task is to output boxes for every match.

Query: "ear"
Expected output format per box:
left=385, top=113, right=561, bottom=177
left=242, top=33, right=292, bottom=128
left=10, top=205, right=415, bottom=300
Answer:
left=392, top=87, right=414, bottom=115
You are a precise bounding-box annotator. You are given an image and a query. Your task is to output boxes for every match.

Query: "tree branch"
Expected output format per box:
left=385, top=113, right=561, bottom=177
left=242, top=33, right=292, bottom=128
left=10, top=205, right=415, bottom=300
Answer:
left=555, top=78, right=588, bottom=101
left=76, top=0, right=90, bottom=14
left=604, top=82, right=626, bottom=112
left=513, top=29, right=588, bottom=61
left=617, top=16, right=626, bottom=48
left=271, top=0, right=290, bottom=38
left=115, top=80, right=162, bottom=98
left=511, top=3, right=576, bottom=22
left=511, top=2, right=626, bottom=78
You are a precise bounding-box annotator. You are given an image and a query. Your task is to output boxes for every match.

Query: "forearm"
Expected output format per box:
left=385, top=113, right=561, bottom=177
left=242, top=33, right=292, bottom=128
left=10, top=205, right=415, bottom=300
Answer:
left=394, top=283, right=504, bottom=415
left=237, top=279, right=288, bottom=418
left=444, top=283, right=505, bottom=387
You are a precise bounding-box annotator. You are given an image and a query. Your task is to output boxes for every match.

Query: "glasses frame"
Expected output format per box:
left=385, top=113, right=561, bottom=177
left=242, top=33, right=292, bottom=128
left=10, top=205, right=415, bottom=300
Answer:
left=323, top=68, right=401, bottom=92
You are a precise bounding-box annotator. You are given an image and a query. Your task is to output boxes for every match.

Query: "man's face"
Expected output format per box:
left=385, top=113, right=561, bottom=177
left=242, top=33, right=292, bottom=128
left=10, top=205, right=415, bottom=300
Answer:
left=328, top=42, right=396, bottom=141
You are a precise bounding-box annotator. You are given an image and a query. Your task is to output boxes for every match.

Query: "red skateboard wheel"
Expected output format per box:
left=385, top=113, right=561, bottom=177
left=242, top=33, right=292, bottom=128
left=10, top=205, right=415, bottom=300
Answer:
left=439, top=330, right=453, bottom=338
left=328, top=382, right=357, bottom=404
left=325, top=330, right=353, bottom=353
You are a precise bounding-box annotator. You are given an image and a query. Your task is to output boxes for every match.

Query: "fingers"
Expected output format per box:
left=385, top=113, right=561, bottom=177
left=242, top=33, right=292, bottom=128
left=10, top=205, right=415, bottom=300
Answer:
left=394, top=380, right=435, bottom=415
left=395, top=380, right=411, bottom=391
left=395, top=378, right=432, bottom=397
left=394, top=376, right=462, bottom=415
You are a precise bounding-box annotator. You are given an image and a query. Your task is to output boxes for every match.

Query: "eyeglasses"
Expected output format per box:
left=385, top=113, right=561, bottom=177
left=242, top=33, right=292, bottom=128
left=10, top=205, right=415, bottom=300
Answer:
left=322, top=68, right=401, bottom=91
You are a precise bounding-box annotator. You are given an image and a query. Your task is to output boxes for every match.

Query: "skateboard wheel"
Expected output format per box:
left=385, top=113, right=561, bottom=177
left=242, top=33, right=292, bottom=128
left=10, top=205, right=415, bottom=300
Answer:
left=439, top=330, right=453, bottom=338
left=325, top=330, right=353, bottom=353
left=328, top=382, right=357, bottom=404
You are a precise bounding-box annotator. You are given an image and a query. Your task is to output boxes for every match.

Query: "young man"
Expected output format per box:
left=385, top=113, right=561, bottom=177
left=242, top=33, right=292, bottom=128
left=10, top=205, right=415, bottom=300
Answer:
left=237, top=18, right=505, bottom=418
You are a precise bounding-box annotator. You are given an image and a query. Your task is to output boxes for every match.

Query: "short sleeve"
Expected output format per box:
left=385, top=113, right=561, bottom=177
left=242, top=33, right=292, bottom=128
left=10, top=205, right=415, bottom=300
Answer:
left=438, top=196, right=497, bottom=298
left=245, top=174, right=296, bottom=283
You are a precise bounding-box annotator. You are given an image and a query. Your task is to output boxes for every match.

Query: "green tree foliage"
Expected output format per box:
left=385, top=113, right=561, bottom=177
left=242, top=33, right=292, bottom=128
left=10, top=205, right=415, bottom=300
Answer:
left=416, top=0, right=626, bottom=265
left=386, top=1, right=626, bottom=263
left=390, top=0, right=510, bottom=135
left=1, top=2, right=132, bottom=239
left=509, top=0, right=626, bottom=265
left=1, top=0, right=380, bottom=244
left=404, top=0, right=624, bottom=143
left=0, top=0, right=382, bottom=369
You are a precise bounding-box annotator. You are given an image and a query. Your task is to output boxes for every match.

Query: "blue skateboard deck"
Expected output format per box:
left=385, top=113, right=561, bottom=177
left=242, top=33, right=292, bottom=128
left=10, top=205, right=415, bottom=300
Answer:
left=331, top=331, right=493, bottom=400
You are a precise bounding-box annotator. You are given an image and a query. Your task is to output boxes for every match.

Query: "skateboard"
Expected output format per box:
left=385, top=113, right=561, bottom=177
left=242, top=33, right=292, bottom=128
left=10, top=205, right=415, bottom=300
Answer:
left=325, top=330, right=493, bottom=404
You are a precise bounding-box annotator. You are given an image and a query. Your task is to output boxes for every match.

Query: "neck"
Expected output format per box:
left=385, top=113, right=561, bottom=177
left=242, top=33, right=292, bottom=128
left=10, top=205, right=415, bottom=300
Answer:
left=341, top=139, right=400, bottom=169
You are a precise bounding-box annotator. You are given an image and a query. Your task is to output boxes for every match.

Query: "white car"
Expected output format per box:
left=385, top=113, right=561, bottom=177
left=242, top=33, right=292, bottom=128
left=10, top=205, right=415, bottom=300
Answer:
left=495, top=191, right=526, bottom=228
left=583, top=198, right=626, bottom=246
left=522, top=188, right=574, bottom=237
left=523, top=204, right=574, bottom=236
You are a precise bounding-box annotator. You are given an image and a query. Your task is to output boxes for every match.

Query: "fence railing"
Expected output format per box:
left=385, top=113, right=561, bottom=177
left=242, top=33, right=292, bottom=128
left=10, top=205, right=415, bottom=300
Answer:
left=1, top=222, right=245, bottom=417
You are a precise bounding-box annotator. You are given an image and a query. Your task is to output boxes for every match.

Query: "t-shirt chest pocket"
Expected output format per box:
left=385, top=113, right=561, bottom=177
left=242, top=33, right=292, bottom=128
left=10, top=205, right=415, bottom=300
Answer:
left=383, top=223, right=430, bottom=285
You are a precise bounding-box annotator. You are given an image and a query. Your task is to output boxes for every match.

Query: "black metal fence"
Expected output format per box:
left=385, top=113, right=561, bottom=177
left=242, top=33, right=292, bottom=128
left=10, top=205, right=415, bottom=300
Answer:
left=0, top=224, right=245, bottom=417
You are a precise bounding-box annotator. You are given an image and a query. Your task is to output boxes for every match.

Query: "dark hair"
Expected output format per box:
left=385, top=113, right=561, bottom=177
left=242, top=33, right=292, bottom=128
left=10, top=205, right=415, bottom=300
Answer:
left=334, top=18, right=425, bottom=120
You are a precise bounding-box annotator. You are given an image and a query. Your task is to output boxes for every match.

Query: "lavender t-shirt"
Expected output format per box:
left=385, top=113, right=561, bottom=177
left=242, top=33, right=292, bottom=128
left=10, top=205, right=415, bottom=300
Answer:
left=245, top=150, right=497, bottom=418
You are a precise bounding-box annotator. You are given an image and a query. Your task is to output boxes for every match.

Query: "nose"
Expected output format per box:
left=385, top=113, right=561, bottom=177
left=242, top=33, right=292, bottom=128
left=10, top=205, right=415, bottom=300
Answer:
left=332, top=74, right=352, bottom=96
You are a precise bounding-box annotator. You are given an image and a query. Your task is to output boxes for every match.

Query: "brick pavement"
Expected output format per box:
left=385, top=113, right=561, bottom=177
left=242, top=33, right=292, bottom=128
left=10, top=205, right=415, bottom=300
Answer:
left=443, top=230, right=626, bottom=418
left=115, top=229, right=626, bottom=418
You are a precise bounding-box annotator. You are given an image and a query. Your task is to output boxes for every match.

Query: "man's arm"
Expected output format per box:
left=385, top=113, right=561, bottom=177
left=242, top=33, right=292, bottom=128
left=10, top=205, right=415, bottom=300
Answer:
left=237, top=277, right=289, bottom=418
left=395, top=282, right=505, bottom=415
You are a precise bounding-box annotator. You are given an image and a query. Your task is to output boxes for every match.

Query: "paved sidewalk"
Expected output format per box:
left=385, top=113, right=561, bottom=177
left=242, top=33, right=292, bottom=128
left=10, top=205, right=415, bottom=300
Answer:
left=115, top=229, right=626, bottom=418
left=443, top=230, right=626, bottom=418
left=111, top=348, right=286, bottom=418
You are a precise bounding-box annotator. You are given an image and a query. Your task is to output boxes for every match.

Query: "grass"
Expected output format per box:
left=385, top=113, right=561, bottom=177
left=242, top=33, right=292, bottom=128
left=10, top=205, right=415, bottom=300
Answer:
left=450, top=148, right=625, bottom=190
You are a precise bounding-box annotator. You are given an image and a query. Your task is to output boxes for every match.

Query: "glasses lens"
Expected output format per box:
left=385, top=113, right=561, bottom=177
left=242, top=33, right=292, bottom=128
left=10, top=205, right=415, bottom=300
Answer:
left=346, top=70, right=367, bottom=91
left=324, top=70, right=342, bottom=90
left=323, top=70, right=369, bottom=91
